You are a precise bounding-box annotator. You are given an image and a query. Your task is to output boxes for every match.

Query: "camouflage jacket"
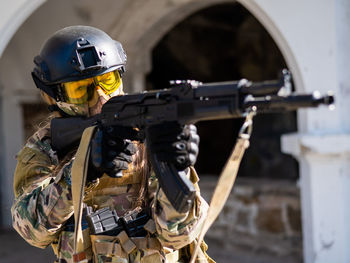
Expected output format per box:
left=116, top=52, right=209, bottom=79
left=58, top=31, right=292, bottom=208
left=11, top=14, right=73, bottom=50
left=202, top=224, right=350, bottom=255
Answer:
left=11, top=126, right=214, bottom=263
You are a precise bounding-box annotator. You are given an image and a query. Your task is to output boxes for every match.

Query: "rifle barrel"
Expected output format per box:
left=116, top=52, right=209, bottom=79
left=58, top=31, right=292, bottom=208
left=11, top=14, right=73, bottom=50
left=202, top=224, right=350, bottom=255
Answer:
left=243, top=93, right=335, bottom=112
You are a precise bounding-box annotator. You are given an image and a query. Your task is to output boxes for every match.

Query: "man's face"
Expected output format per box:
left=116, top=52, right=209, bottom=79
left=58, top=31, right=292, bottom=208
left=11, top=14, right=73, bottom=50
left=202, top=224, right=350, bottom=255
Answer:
left=57, top=70, right=124, bottom=117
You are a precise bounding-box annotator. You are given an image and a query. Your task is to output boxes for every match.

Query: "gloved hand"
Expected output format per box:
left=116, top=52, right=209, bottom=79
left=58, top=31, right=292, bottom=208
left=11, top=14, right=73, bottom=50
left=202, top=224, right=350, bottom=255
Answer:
left=88, top=125, right=140, bottom=181
left=146, top=122, right=200, bottom=171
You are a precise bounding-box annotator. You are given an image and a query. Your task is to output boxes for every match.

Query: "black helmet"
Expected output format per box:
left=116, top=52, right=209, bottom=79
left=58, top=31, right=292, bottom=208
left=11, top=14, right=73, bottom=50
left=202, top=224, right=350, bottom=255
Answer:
left=32, top=25, right=127, bottom=101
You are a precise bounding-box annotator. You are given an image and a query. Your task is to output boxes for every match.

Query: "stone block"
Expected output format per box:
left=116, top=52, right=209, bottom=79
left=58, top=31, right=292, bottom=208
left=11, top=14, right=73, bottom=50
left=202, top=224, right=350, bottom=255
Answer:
left=236, top=209, right=249, bottom=228
left=287, top=204, right=302, bottom=232
left=256, top=208, right=284, bottom=234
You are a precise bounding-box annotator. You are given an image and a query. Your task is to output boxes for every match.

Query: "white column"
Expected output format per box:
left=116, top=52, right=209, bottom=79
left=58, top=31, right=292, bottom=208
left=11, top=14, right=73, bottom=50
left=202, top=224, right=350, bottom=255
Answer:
left=0, top=0, right=46, bottom=227
left=0, top=90, right=24, bottom=227
left=282, top=134, right=350, bottom=262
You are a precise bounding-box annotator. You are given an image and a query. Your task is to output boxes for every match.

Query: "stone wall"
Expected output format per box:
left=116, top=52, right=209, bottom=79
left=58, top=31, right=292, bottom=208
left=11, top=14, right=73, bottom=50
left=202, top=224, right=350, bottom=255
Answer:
left=199, top=176, right=302, bottom=262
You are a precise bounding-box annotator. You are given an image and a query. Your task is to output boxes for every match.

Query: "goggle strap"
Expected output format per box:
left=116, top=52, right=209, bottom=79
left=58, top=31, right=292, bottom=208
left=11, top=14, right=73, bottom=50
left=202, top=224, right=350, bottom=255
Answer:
left=48, top=105, right=59, bottom=112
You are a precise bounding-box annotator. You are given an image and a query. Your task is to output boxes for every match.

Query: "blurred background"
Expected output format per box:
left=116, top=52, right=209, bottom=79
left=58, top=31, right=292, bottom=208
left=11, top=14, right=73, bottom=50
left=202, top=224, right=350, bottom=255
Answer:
left=0, top=0, right=349, bottom=262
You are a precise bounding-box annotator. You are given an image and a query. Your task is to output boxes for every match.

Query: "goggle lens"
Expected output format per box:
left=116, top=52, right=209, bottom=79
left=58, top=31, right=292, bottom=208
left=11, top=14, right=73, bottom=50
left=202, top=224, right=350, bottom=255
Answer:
left=62, top=79, right=94, bottom=104
left=61, top=70, right=122, bottom=104
left=94, top=70, right=121, bottom=94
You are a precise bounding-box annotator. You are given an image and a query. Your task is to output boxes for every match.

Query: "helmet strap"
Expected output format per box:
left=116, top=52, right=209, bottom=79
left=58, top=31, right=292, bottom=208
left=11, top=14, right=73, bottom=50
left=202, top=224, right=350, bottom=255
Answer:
left=48, top=104, right=71, bottom=117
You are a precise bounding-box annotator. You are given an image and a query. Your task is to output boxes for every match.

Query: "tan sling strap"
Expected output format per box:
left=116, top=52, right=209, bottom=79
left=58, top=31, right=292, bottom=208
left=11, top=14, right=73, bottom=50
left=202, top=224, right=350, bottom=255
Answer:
left=190, top=110, right=255, bottom=263
left=71, top=125, right=97, bottom=263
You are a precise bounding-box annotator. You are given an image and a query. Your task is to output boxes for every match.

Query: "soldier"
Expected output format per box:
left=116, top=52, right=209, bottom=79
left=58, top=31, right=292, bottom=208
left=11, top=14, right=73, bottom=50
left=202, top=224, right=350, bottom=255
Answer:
left=11, top=25, right=214, bottom=263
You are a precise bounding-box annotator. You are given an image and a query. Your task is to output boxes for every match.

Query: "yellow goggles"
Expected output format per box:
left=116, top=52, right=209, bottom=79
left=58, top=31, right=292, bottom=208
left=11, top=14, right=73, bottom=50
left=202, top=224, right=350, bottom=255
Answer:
left=61, top=70, right=122, bottom=104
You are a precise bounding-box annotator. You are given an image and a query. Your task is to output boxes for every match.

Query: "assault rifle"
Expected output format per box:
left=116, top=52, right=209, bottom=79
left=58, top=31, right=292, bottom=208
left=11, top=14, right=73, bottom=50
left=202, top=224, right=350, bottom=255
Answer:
left=51, top=70, right=334, bottom=213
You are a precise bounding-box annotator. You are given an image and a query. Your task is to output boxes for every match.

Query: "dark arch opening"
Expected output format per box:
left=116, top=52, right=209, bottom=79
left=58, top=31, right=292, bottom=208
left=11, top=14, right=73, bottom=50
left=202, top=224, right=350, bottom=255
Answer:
left=147, top=2, right=298, bottom=180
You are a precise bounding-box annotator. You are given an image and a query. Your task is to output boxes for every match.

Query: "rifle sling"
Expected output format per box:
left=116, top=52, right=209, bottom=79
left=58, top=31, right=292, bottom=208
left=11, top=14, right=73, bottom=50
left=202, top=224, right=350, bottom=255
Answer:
left=189, top=112, right=254, bottom=263
left=71, top=125, right=97, bottom=263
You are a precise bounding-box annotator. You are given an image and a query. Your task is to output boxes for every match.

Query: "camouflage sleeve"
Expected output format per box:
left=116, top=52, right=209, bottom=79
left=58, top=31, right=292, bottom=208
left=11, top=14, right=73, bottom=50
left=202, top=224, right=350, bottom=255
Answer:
left=11, top=131, right=74, bottom=249
left=151, top=167, right=209, bottom=250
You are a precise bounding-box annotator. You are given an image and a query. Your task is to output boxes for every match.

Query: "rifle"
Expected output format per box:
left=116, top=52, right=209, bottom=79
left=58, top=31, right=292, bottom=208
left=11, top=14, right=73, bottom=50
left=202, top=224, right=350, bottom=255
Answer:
left=51, top=69, right=334, bottom=213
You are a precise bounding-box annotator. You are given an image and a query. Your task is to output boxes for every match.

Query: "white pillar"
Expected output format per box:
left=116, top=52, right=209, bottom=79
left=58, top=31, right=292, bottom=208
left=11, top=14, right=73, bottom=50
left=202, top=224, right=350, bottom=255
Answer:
left=0, top=90, right=25, bottom=226
left=282, top=134, right=350, bottom=262
left=0, top=0, right=46, bottom=227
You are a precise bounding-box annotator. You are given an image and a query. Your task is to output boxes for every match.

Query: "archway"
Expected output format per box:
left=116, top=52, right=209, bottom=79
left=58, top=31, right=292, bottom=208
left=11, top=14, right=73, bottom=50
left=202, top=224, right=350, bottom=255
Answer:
left=146, top=2, right=301, bottom=261
left=146, top=2, right=298, bottom=180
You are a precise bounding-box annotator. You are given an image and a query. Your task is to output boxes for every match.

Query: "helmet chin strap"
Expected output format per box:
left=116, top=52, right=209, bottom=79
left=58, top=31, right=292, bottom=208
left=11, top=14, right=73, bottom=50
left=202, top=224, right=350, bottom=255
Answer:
left=48, top=104, right=71, bottom=118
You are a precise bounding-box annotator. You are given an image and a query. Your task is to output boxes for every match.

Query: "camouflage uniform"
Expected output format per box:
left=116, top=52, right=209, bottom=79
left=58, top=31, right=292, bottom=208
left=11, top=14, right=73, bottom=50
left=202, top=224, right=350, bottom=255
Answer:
left=11, top=126, right=214, bottom=263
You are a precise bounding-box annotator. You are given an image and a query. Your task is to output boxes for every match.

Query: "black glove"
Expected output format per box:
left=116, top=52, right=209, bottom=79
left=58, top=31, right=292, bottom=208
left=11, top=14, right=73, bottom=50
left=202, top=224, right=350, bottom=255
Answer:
left=146, top=122, right=200, bottom=171
left=88, top=125, right=140, bottom=181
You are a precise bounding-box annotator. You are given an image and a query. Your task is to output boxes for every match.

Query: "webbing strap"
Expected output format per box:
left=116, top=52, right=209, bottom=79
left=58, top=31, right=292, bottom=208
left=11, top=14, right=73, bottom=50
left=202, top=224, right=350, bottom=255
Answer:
left=71, top=125, right=97, bottom=263
left=190, top=111, right=255, bottom=263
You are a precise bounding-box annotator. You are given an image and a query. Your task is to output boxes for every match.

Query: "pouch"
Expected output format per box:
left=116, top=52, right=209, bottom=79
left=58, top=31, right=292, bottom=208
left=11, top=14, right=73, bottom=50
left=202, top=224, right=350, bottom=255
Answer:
left=90, top=234, right=129, bottom=263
